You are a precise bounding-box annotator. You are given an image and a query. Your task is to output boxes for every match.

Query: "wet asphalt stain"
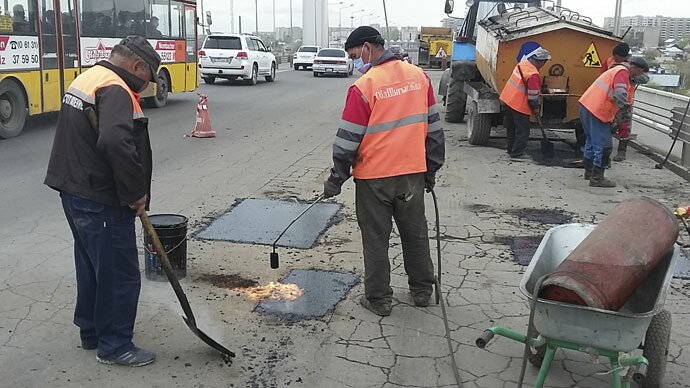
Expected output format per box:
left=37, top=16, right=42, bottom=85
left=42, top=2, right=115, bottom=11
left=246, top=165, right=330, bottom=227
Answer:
left=464, top=203, right=495, bottom=213
left=197, top=273, right=259, bottom=289
left=494, top=235, right=544, bottom=265
left=506, top=207, right=574, bottom=225
left=256, top=269, right=360, bottom=322
left=525, top=141, right=579, bottom=167
left=196, top=198, right=342, bottom=249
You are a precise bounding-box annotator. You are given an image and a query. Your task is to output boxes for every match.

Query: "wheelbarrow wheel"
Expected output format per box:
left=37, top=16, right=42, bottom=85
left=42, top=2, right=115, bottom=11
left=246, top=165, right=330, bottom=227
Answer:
left=528, top=344, right=547, bottom=367
left=642, top=309, right=672, bottom=388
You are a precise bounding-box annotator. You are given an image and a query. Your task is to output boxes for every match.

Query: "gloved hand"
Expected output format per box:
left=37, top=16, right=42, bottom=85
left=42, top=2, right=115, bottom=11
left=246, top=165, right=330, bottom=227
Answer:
left=424, top=171, right=436, bottom=193
left=323, top=179, right=341, bottom=199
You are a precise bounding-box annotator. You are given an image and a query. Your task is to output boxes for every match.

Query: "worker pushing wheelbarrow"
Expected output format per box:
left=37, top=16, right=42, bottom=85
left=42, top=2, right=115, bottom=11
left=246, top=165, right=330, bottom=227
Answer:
left=476, top=197, right=679, bottom=388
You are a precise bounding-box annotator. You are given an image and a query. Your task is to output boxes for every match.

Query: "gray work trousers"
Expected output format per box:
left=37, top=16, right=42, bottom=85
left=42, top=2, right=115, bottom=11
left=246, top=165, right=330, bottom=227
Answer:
left=355, top=173, right=434, bottom=308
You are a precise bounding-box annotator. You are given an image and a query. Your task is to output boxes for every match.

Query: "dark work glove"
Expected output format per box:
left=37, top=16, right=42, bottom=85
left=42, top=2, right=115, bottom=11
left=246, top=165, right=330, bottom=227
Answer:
left=424, top=171, right=436, bottom=193
left=323, top=179, right=342, bottom=199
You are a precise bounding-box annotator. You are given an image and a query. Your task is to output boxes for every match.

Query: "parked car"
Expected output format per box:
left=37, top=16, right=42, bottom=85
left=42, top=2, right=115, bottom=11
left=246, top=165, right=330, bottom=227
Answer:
left=293, top=45, right=321, bottom=70
left=389, top=45, right=407, bottom=58
left=198, top=33, right=276, bottom=85
left=312, top=48, right=354, bottom=77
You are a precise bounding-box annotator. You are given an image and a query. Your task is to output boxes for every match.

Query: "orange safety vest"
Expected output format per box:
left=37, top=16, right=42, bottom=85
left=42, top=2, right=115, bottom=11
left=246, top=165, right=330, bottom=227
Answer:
left=499, top=60, right=541, bottom=115
left=66, top=65, right=145, bottom=121
left=579, top=65, right=630, bottom=123
left=351, top=60, right=430, bottom=179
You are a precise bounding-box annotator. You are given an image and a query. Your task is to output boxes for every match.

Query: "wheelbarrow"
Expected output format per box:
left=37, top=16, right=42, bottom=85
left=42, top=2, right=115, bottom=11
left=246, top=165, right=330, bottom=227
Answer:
left=476, top=223, right=678, bottom=388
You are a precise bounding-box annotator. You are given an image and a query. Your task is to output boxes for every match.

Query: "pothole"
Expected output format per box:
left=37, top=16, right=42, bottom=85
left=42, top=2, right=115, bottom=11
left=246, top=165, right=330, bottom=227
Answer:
left=255, top=269, right=359, bottom=322
left=196, top=199, right=341, bottom=248
left=506, top=207, right=574, bottom=225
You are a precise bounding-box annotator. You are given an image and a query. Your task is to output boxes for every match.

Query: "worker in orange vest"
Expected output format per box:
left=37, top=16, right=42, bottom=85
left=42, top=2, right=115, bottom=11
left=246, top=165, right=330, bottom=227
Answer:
left=323, top=26, right=445, bottom=316
left=600, top=42, right=630, bottom=74
left=612, top=58, right=650, bottom=161
left=499, top=48, right=551, bottom=159
left=579, top=58, right=648, bottom=187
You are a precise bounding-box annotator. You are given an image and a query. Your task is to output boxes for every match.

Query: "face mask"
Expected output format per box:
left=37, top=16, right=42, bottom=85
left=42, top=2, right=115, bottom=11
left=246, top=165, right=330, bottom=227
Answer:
left=357, top=63, right=372, bottom=74
left=632, top=73, right=649, bottom=85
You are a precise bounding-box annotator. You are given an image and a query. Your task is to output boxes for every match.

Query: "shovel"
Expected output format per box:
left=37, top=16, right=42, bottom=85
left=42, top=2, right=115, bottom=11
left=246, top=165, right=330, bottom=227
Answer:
left=139, top=212, right=236, bottom=362
left=516, top=65, right=554, bottom=158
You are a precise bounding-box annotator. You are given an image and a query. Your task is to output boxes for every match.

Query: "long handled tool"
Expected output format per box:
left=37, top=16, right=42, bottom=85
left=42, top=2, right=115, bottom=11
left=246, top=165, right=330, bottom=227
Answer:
left=269, top=195, right=325, bottom=269
left=139, top=212, right=236, bottom=362
left=655, top=97, right=690, bottom=170
left=516, top=65, right=554, bottom=158
left=429, top=188, right=464, bottom=387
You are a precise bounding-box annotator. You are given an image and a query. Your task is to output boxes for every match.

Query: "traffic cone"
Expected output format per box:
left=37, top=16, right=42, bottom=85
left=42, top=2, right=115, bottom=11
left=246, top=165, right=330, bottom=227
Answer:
left=189, top=93, right=216, bottom=138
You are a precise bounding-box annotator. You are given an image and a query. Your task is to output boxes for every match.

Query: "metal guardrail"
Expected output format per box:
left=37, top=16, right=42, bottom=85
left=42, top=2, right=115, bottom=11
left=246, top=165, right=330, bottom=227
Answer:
left=274, top=55, right=292, bottom=65
left=632, top=86, right=690, bottom=166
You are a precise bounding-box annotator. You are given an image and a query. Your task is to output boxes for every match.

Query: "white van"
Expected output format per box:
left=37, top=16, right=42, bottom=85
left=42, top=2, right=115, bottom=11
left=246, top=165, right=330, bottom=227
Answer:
left=293, top=45, right=321, bottom=70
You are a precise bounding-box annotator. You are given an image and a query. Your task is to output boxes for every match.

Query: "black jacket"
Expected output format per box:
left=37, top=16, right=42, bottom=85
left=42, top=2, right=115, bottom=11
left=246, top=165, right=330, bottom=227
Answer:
left=44, top=61, right=152, bottom=208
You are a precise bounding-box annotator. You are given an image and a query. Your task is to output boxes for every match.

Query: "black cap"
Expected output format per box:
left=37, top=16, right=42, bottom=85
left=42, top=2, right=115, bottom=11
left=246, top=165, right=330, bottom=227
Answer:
left=344, top=26, right=385, bottom=51
left=613, top=42, right=630, bottom=57
left=119, top=35, right=162, bottom=84
left=630, top=56, right=649, bottom=72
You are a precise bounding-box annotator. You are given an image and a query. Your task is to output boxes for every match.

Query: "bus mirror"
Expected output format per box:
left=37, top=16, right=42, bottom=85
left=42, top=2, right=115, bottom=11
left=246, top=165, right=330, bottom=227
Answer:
left=445, top=0, right=454, bottom=14
left=206, top=11, right=212, bottom=26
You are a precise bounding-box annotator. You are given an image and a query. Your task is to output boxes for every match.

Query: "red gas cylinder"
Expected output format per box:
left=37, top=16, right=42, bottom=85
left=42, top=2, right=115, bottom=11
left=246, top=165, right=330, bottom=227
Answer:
left=540, top=197, right=678, bottom=311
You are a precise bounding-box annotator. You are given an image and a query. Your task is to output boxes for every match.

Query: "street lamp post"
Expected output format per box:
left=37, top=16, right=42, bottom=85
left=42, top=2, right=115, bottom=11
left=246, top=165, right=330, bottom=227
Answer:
left=339, top=4, right=353, bottom=46
left=351, top=9, right=364, bottom=28
left=255, top=0, right=258, bottom=35
left=361, top=12, right=373, bottom=26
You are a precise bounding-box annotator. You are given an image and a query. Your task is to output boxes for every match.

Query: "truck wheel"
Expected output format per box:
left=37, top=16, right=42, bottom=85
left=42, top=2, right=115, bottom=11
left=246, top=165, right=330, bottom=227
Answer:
left=0, top=80, right=27, bottom=139
left=445, top=78, right=466, bottom=123
left=146, top=70, right=169, bottom=108
left=467, top=100, right=491, bottom=145
left=642, top=309, right=672, bottom=388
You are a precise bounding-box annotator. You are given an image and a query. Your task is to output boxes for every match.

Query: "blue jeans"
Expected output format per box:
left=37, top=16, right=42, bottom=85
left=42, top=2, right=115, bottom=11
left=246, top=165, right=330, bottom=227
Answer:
left=60, top=192, right=140, bottom=358
left=580, top=104, right=613, bottom=168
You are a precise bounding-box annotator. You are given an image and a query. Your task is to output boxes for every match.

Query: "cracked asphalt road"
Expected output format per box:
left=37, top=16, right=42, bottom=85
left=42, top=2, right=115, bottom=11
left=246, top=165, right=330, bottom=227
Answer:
left=1, top=68, right=689, bottom=387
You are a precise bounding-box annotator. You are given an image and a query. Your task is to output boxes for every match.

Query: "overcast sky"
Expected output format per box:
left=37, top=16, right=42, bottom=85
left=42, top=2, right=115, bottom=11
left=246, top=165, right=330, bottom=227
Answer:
left=201, top=0, right=690, bottom=34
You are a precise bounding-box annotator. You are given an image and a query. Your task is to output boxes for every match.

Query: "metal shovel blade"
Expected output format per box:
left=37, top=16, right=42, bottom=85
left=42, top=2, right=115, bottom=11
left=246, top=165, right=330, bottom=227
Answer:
left=140, top=212, right=236, bottom=361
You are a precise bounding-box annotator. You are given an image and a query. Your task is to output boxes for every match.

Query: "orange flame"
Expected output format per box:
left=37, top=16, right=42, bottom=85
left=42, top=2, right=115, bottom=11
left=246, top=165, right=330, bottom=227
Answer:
left=235, top=282, right=303, bottom=302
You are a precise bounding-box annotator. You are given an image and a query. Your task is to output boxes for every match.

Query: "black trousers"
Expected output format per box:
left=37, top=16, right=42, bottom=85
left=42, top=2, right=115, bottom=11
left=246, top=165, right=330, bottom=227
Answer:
left=504, top=106, right=531, bottom=156
left=355, top=173, right=434, bottom=308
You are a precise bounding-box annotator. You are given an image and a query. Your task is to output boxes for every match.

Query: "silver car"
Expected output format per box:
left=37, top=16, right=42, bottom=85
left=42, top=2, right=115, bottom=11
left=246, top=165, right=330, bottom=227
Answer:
left=312, top=48, right=354, bottom=78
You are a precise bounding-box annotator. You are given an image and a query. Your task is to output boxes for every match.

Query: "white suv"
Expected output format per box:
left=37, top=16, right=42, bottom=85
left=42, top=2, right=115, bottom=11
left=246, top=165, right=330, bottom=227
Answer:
left=199, top=34, right=276, bottom=85
left=293, top=45, right=321, bottom=70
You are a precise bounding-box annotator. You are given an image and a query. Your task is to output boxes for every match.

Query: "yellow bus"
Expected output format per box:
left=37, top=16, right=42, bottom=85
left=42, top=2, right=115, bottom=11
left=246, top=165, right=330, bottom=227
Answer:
left=0, top=0, right=198, bottom=138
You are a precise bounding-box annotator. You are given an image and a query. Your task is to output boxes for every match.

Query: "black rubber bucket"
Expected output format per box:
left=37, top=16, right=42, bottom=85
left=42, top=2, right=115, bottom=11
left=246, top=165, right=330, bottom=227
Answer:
left=144, top=214, right=188, bottom=281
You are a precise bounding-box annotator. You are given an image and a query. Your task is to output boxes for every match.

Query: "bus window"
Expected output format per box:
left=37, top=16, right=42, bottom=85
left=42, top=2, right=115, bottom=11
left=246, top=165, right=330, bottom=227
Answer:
left=0, top=0, right=38, bottom=34
left=79, top=0, right=115, bottom=37
left=115, top=0, right=146, bottom=37
left=147, top=0, right=169, bottom=38
left=170, top=1, right=183, bottom=38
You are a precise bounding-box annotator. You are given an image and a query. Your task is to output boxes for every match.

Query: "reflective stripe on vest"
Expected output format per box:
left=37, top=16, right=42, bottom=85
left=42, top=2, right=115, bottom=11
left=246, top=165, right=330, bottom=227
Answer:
left=579, top=66, right=629, bottom=123
left=499, top=60, right=540, bottom=115
left=66, top=65, right=144, bottom=120
left=351, top=60, right=430, bottom=180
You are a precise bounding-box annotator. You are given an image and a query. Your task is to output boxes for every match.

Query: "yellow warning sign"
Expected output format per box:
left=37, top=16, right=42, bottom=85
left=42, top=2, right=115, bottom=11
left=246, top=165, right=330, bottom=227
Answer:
left=582, top=43, right=601, bottom=67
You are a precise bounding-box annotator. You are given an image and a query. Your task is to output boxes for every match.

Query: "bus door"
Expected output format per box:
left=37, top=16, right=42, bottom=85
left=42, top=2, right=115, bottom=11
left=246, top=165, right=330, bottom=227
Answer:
left=59, top=0, right=80, bottom=90
left=40, top=0, right=61, bottom=112
left=184, top=5, right=196, bottom=91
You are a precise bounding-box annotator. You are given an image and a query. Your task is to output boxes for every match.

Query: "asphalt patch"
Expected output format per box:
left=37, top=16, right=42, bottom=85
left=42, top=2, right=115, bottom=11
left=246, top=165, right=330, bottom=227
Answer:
left=197, top=273, right=258, bottom=289
left=256, top=269, right=359, bottom=322
left=525, top=141, right=578, bottom=167
left=506, top=207, right=573, bottom=225
left=495, top=235, right=544, bottom=266
left=674, top=249, right=690, bottom=279
left=197, top=199, right=341, bottom=249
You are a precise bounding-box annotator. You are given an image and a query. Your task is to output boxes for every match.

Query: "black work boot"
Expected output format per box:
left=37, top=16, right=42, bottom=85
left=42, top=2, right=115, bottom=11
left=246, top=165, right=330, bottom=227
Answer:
left=583, top=158, right=593, bottom=180
left=613, top=139, right=628, bottom=161
left=589, top=166, right=617, bottom=188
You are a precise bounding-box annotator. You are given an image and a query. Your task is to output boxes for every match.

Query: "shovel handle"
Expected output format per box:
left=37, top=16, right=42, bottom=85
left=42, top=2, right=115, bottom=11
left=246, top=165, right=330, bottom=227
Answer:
left=140, top=212, right=197, bottom=326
